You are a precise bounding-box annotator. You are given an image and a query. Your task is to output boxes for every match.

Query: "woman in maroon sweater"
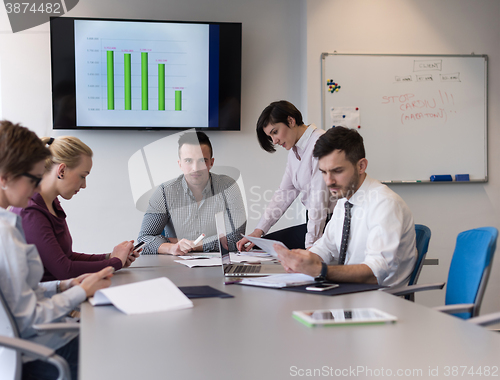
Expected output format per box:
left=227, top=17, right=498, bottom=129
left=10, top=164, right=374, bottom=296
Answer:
left=15, top=136, right=138, bottom=281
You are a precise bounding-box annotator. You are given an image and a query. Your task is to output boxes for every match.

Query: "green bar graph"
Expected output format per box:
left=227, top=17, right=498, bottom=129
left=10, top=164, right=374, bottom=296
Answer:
left=124, top=54, right=131, bottom=110
left=141, top=52, right=148, bottom=110
left=106, top=51, right=114, bottom=110
left=175, top=90, right=182, bottom=111
left=158, top=64, right=165, bottom=111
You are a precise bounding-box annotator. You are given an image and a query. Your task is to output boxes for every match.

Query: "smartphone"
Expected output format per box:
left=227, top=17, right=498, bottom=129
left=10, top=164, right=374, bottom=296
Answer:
left=305, top=283, right=339, bottom=292
left=133, top=241, right=145, bottom=251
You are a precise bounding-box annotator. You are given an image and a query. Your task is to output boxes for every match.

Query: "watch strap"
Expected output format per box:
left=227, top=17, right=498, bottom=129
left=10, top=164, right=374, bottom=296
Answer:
left=314, top=261, right=328, bottom=282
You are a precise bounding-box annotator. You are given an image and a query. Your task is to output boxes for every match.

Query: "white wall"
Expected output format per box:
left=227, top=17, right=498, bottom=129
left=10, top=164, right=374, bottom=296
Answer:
left=1, top=0, right=500, bottom=316
left=306, top=0, right=500, bottom=314
left=0, top=1, right=307, bottom=248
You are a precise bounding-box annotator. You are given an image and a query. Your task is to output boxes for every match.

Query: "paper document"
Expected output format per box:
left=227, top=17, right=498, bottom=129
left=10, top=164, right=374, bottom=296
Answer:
left=178, top=254, right=219, bottom=260
left=174, top=258, right=222, bottom=268
left=89, top=277, right=193, bottom=315
left=175, top=253, right=271, bottom=268
left=230, top=253, right=272, bottom=263
left=239, top=250, right=273, bottom=258
left=242, top=236, right=288, bottom=258
left=240, top=273, right=315, bottom=288
left=330, top=106, right=360, bottom=129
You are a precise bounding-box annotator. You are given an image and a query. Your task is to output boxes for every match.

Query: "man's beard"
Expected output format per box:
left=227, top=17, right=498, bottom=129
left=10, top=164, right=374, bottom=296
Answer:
left=329, top=171, right=359, bottom=200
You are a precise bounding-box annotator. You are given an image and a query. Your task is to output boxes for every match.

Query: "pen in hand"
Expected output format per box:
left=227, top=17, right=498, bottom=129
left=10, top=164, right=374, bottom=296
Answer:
left=193, top=233, right=205, bottom=246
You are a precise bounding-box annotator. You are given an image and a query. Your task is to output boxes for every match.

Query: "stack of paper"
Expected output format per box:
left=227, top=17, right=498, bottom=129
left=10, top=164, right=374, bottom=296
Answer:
left=239, top=250, right=273, bottom=258
left=89, top=277, right=193, bottom=315
left=174, top=257, right=222, bottom=268
left=240, top=273, right=316, bottom=288
left=230, top=253, right=273, bottom=263
left=175, top=253, right=273, bottom=268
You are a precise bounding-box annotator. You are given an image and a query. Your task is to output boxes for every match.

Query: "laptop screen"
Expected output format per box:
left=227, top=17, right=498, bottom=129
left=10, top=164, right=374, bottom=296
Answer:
left=215, top=212, right=231, bottom=266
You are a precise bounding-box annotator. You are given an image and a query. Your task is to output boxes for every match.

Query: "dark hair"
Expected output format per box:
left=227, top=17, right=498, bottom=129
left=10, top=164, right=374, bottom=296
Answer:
left=256, top=100, right=304, bottom=153
left=313, top=126, right=365, bottom=165
left=0, top=120, right=51, bottom=179
left=178, top=131, right=213, bottom=158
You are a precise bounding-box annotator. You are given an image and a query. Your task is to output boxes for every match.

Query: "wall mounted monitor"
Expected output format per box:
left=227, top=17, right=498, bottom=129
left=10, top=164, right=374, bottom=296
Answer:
left=50, top=17, right=242, bottom=130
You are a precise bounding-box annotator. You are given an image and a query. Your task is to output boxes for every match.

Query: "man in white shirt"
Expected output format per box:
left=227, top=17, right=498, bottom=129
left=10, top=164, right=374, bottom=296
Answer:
left=275, top=126, right=416, bottom=287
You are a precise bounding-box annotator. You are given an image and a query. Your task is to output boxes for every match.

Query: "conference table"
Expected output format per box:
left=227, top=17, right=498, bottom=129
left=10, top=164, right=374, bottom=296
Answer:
left=80, top=255, right=500, bottom=380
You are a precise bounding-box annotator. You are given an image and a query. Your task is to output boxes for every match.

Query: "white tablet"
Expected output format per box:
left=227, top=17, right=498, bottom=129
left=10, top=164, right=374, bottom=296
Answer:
left=293, top=308, right=397, bottom=327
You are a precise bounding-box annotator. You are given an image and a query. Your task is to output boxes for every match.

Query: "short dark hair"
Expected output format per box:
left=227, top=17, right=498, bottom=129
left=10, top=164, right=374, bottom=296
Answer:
left=0, top=120, right=51, bottom=179
left=313, top=126, right=365, bottom=165
left=178, top=131, right=213, bottom=158
left=256, top=100, right=304, bottom=153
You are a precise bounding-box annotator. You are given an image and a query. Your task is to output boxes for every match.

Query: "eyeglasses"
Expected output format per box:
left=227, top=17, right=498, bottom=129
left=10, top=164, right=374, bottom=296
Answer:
left=21, top=173, right=43, bottom=188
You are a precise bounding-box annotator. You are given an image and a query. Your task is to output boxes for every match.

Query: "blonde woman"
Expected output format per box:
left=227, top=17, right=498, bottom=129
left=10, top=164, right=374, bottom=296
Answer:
left=13, top=136, right=137, bottom=281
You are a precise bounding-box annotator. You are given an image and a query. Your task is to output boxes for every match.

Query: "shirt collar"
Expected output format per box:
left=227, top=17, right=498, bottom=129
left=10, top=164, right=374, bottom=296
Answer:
left=181, top=174, right=213, bottom=199
left=31, top=192, right=66, bottom=217
left=202, top=176, right=213, bottom=197
left=294, top=125, right=316, bottom=154
left=0, top=207, right=24, bottom=237
left=0, top=207, right=19, bottom=226
left=346, top=173, right=373, bottom=207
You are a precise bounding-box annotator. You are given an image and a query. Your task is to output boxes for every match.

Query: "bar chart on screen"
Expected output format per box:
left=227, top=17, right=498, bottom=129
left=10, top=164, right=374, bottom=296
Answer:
left=100, top=39, right=186, bottom=112
left=74, top=20, right=210, bottom=128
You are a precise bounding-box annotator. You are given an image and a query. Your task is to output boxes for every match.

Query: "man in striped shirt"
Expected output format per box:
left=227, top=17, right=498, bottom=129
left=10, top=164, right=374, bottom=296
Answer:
left=138, top=131, right=246, bottom=255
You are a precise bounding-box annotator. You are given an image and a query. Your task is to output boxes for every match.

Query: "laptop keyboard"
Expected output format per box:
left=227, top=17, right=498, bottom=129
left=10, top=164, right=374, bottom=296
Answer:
left=225, top=265, right=260, bottom=274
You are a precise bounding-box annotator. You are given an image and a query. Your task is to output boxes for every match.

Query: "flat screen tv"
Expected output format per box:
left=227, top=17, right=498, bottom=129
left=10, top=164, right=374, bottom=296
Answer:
left=50, top=17, right=242, bottom=130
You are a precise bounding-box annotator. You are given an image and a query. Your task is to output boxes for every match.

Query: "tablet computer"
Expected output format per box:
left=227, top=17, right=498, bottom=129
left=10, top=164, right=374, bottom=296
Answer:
left=293, top=308, right=397, bottom=327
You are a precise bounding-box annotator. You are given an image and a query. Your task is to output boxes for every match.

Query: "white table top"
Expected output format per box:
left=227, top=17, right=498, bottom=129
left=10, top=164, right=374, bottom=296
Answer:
left=80, top=255, right=500, bottom=380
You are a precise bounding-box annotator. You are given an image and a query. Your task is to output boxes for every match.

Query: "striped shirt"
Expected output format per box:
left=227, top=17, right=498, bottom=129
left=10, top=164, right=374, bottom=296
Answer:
left=138, top=173, right=246, bottom=254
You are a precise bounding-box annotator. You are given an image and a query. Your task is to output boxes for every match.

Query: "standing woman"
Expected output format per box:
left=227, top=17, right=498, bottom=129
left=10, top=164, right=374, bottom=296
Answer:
left=237, top=100, right=336, bottom=251
left=0, top=120, right=113, bottom=379
left=13, top=136, right=136, bottom=281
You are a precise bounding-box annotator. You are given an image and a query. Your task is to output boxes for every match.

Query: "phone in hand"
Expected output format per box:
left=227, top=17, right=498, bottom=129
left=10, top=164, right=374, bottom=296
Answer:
left=133, top=241, right=145, bottom=252
left=305, top=283, right=339, bottom=292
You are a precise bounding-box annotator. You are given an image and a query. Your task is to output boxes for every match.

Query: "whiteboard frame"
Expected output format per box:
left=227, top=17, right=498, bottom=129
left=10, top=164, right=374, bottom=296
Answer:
left=320, top=52, right=488, bottom=184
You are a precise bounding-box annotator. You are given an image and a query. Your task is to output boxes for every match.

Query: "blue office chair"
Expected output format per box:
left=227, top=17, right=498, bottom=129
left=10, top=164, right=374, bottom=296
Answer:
left=388, top=227, right=498, bottom=320
left=411, top=224, right=432, bottom=285
left=404, top=224, right=432, bottom=301
left=437, top=227, right=498, bottom=319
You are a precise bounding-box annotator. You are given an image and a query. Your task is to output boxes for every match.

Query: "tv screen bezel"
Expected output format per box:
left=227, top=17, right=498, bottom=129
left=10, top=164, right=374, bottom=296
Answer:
left=50, top=16, right=242, bottom=131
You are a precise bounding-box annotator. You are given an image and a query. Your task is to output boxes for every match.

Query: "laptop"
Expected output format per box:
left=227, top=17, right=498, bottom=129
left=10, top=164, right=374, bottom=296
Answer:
left=215, top=212, right=286, bottom=277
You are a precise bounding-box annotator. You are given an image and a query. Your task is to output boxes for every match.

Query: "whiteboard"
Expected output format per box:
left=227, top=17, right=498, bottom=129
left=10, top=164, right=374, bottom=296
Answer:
left=321, top=53, right=487, bottom=183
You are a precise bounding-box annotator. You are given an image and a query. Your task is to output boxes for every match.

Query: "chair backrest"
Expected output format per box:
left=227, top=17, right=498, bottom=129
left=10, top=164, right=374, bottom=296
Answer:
left=0, top=287, right=72, bottom=380
left=0, top=287, right=22, bottom=380
left=445, top=227, right=498, bottom=319
left=409, top=224, right=432, bottom=286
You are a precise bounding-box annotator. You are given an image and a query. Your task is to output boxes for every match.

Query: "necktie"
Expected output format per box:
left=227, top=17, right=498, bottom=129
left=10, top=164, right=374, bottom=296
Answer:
left=292, top=146, right=301, bottom=161
left=338, top=201, right=353, bottom=265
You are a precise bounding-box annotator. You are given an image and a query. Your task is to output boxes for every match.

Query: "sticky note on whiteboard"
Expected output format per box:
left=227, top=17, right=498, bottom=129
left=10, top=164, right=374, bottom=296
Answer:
left=330, top=107, right=360, bottom=129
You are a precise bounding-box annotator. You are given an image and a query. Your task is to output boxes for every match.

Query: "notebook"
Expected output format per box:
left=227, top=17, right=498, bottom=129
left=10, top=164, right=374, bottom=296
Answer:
left=215, top=212, right=286, bottom=277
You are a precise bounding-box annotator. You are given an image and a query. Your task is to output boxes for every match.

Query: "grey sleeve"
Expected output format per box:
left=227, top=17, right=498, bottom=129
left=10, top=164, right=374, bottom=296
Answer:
left=137, top=185, right=172, bottom=255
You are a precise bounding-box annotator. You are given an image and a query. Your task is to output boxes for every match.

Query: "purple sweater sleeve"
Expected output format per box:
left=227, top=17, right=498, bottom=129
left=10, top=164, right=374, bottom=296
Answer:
left=20, top=207, right=122, bottom=281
